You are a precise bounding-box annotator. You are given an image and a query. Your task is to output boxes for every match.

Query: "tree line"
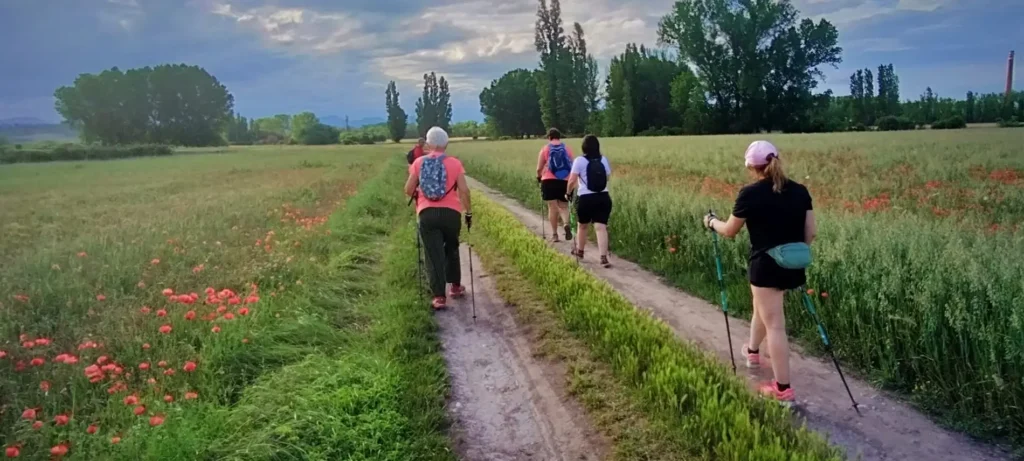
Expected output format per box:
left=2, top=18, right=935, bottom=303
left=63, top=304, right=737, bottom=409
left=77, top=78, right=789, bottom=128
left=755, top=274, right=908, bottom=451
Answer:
left=54, top=64, right=234, bottom=146
left=479, top=0, right=1022, bottom=139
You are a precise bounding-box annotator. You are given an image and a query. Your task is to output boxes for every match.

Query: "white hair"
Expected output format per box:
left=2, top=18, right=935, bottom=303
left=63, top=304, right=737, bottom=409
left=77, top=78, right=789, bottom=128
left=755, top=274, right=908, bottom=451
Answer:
left=425, top=127, right=449, bottom=150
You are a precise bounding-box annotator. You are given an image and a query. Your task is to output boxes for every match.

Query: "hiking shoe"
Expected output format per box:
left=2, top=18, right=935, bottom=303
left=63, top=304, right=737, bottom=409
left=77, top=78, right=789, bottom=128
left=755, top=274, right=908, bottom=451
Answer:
left=571, top=248, right=584, bottom=259
left=431, top=296, right=447, bottom=310
left=600, top=256, right=611, bottom=268
left=449, top=284, right=466, bottom=299
left=745, top=347, right=761, bottom=368
left=759, top=381, right=795, bottom=406
left=564, top=225, right=573, bottom=241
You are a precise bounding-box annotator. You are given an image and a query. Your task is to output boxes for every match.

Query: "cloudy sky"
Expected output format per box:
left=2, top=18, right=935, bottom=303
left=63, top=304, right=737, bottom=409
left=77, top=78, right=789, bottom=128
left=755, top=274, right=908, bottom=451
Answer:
left=1, top=0, right=1021, bottom=123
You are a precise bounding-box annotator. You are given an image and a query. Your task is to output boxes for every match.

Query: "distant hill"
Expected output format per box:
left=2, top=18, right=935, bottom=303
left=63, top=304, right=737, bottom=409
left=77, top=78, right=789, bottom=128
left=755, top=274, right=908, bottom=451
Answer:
left=0, top=119, right=78, bottom=143
left=320, top=116, right=385, bottom=128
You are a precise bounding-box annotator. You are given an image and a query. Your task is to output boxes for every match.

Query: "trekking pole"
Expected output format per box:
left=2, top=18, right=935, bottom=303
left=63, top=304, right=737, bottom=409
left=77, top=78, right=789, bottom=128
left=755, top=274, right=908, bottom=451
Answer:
left=800, top=290, right=861, bottom=415
left=708, top=210, right=737, bottom=374
left=467, top=227, right=477, bottom=322
left=539, top=180, right=546, bottom=241
left=570, top=193, right=579, bottom=265
left=416, top=222, right=425, bottom=295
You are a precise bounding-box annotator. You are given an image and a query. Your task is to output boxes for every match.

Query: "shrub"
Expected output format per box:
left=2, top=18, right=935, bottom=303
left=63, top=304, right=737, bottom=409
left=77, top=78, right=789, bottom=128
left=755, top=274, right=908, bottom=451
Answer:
left=0, top=144, right=173, bottom=164
left=997, top=117, right=1022, bottom=128
left=876, top=116, right=915, bottom=131
left=851, top=123, right=867, bottom=132
left=931, top=116, right=967, bottom=130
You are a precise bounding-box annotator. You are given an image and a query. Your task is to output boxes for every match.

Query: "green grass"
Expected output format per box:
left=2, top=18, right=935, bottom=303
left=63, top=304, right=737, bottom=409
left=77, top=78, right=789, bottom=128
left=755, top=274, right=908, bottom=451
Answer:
left=471, top=195, right=842, bottom=460
left=453, top=130, right=1024, bottom=447
left=0, top=146, right=452, bottom=459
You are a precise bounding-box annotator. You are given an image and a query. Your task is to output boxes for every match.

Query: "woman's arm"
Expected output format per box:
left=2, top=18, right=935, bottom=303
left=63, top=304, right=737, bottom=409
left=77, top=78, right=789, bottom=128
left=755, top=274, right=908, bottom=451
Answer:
left=404, top=171, right=418, bottom=198
left=804, top=210, right=817, bottom=244
left=457, top=173, right=472, bottom=214
left=536, top=149, right=546, bottom=180
left=706, top=215, right=746, bottom=239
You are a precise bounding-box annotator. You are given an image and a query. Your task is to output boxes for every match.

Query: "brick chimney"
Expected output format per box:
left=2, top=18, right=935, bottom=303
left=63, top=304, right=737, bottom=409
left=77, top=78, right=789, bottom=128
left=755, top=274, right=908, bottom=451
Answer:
left=1007, top=51, right=1015, bottom=99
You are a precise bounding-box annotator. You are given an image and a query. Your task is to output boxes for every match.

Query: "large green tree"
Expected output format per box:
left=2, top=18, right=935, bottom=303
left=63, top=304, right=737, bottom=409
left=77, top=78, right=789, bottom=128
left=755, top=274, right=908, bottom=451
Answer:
left=415, top=72, right=452, bottom=135
left=290, top=112, right=320, bottom=143
left=480, top=69, right=545, bottom=138
left=534, top=0, right=597, bottom=134
left=54, top=64, right=233, bottom=146
left=385, top=81, right=408, bottom=142
left=605, top=44, right=682, bottom=136
left=658, top=0, right=841, bottom=133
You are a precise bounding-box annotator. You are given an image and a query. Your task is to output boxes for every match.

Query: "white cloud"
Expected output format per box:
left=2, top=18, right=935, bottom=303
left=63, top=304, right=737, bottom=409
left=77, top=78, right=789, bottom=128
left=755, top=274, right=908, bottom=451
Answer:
left=211, top=3, right=373, bottom=49
left=846, top=37, right=913, bottom=52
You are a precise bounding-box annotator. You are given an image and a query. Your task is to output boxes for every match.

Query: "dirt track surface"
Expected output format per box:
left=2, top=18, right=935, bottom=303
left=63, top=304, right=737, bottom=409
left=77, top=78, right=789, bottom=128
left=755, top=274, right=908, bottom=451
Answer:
left=467, top=177, right=1009, bottom=461
left=435, top=243, right=606, bottom=461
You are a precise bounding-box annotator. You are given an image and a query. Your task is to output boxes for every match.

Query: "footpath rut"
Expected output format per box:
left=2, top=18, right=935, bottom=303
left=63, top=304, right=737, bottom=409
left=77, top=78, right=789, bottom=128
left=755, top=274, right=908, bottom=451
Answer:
left=467, top=177, right=1009, bottom=461
left=436, top=243, right=606, bottom=461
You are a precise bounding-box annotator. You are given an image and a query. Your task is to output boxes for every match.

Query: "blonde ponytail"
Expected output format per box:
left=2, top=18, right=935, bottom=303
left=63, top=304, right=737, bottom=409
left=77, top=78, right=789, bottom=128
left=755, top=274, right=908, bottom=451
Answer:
left=763, top=156, right=787, bottom=193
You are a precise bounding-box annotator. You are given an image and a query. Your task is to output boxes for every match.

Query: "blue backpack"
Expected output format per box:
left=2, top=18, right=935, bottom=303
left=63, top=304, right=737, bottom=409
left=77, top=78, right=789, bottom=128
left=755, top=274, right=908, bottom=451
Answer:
left=547, top=143, right=572, bottom=180
left=419, top=154, right=452, bottom=201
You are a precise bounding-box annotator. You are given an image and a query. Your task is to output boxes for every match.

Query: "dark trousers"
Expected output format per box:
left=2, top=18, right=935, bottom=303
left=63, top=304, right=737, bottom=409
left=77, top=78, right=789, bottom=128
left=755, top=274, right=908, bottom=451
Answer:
left=418, top=207, right=462, bottom=297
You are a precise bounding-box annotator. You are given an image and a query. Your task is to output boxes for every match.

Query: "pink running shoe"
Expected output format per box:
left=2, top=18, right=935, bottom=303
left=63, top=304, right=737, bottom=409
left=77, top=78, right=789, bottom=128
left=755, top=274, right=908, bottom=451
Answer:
left=449, top=284, right=466, bottom=299
left=745, top=347, right=761, bottom=368
left=759, top=381, right=795, bottom=406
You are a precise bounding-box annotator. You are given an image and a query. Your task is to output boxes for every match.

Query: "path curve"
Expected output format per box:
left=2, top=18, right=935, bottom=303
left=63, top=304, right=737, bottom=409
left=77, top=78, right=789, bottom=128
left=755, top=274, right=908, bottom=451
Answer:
left=436, top=242, right=606, bottom=461
left=467, top=176, right=1009, bottom=461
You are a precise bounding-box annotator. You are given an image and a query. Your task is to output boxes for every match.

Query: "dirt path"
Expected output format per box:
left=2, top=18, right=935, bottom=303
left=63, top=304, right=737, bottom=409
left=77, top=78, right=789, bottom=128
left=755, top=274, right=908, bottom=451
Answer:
left=467, top=177, right=1009, bottom=461
left=435, top=242, right=607, bottom=461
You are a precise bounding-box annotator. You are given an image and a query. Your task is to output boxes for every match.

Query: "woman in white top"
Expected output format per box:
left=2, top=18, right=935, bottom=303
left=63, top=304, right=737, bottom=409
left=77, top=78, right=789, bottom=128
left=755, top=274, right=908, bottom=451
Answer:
left=566, top=135, right=613, bottom=268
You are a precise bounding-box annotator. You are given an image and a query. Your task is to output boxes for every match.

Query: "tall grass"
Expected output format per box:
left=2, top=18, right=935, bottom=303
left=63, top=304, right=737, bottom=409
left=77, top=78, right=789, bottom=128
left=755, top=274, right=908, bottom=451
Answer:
left=454, top=129, right=1024, bottom=446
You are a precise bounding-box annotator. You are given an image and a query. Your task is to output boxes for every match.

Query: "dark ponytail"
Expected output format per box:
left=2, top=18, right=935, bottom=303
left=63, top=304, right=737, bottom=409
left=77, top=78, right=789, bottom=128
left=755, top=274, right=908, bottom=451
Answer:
left=581, top=135, right=601, bottom=160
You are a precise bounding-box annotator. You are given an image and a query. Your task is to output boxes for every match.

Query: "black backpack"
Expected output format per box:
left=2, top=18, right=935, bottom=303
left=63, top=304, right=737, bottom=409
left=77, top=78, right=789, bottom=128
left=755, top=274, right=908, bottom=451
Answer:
left=406, top=149, right=416, bottom=165
left=582, top=155, right=607, bottom=192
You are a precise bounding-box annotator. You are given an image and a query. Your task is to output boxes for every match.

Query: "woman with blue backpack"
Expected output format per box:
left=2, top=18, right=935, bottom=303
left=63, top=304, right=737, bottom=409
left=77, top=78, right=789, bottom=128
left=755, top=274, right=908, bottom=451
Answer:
left=405, top=127, right=473, bottom=310
left=567, top=135, right=613, bottom=268
left=536, top=128, right=574, bottom=242
left=703, top=140, right=817, bottom=406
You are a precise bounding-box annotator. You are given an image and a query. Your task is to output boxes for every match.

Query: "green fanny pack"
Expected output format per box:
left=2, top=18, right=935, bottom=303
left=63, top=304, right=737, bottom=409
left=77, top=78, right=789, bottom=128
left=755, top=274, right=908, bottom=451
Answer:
left=766, top=242, right=812, bottom=270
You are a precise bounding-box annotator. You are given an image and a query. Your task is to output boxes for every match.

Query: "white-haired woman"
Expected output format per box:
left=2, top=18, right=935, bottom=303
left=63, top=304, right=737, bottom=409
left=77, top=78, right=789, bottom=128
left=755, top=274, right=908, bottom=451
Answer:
left=404, top=127, right=473, bottom=310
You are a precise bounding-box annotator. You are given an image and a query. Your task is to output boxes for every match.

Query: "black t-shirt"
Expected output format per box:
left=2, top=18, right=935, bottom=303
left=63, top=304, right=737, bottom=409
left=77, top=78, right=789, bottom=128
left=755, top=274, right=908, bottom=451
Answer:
left=732, top=179, right=813, bottom=258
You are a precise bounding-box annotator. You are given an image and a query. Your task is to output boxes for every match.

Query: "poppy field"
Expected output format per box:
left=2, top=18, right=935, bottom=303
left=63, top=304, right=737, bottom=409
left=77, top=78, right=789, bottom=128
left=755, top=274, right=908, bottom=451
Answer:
left=0, top=147, right=451, bottom=459
left=454, top=127, right=1024, bottom=447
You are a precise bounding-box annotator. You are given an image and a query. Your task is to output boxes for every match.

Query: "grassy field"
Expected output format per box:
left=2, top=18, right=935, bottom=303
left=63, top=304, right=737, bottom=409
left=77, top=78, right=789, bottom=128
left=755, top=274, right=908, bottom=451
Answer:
left=453, top=128, right=1024, bottom=445
left=0, top=146, right=451, bottom=459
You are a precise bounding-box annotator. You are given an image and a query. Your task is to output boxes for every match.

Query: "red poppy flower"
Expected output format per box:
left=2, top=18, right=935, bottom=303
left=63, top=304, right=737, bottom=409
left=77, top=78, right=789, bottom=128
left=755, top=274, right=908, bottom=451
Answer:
left=151, top=259, right=160, bottom=265
left=30, top=357, right=44, bottom=367
left=54, top=414, right=69, bottom=426
left=133, top=405, right=146, bottom=416
left=21, top=408, right=36, bottom=420
left=87, top=424, right=98, bottom=434
left=157, top=360, right=168, bottom=368
left=669, top=247, right=677, bottom=253
left=149, top=415, right=165, bottom=427
left=156, top=309, right=167, bottom=317
left=164, top=394, right=174, bottom=403
left=32, top=421, right=43, bottom=431
left=22, top=342, right=33, bottom=349
left=142, top=343, right=151, bottom=350
left=96, top=356, right=109, bottom=365
left=162, top=288, right=174, bottom=296
left=163, top=369, right=175, bottom=376
left=228, top=297, right=241, bottom=305
left=211, top=326, right=221, bottom=334
left=63, top=355, right=79, bottom=364
left=242, top=338, right=249, bottom=344
left=159, top=324, right=172, bottom=335
left=123, top=395, right=139, bottom=405
left=40, top=381, right=50, bottom=392
left=184, top=310, right=196, bottom=320
left=50, top=444, right=68, bottom=457
left=821, top=292, right=829, bottom=298
left=147, top=377, right=156, bottom=384
left=806, top=289, right=815, bottom=295
left=96, top=294, right=107, bottom=301
left=238, top=307, right=250, bottom=316
left=245, top=295, right=260, bottom=304
left=223, top=313, right=235, bottom=320
left=216, top=305, right=227, bottom=314
left=15, top=360, right=27, bottom=372
left=184, top=391, right=198, bottom=400
left=84, top=364, right=103, bottom=381
left=0, top=350, right=7, bottom=359
left=78, top=252, right=87, bottom=258
left=13, top=294, right=29, bottom=303
left=34, top=338, right=50, bottom=346
left=138, top=281, right=146, bottom=288
left=110, top=437, right=121, bottom=444
left=182, top=361, right=196, bottom=372
left=5, top=446, right=19, bottom=458
left=139, top=362, right=150, bottom=370
left=205, top=287, right=216, bottom=295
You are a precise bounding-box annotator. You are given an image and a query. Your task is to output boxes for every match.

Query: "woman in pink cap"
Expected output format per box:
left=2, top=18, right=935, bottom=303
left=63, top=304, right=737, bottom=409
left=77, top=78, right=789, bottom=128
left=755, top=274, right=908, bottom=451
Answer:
left=703, top=140, right=817, bottom=405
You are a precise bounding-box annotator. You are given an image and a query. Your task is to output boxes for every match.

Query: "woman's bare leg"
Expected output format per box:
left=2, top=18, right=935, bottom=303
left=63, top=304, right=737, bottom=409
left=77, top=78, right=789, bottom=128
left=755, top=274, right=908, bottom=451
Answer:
left=546, top=201, right=559, bottom=238
left=576, top=223, right=590, bottom=253
left=595, top=223, right=609, bottom=256
left=748, top=286, right=768, bottom=353
left=752, top=286, right=790, bottom=385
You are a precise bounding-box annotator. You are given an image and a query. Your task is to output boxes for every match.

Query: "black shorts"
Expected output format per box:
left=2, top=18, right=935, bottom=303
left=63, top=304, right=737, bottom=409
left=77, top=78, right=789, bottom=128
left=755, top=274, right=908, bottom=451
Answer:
left=576, top=192, right=612, bottom=224
left=748, top=254, right=806, bottom=290
left=541, top=179, right=568, bottom=202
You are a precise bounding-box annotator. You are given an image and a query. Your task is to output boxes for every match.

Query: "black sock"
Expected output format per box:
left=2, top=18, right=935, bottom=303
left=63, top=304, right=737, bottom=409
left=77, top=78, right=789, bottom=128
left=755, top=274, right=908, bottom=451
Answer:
left=777, top=382, right=791, bottom=392
left=746, top=347, right=759, bottom=354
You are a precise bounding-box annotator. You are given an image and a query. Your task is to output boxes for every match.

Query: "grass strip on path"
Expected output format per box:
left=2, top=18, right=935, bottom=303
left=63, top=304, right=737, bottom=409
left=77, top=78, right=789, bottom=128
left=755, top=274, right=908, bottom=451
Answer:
left=472, top=194, right=843, bottom=461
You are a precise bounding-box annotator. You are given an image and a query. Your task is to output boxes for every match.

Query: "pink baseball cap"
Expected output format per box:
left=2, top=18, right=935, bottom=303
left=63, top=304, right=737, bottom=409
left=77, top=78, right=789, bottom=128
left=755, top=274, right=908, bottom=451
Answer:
left=744, top=140, right=779, bottom=167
